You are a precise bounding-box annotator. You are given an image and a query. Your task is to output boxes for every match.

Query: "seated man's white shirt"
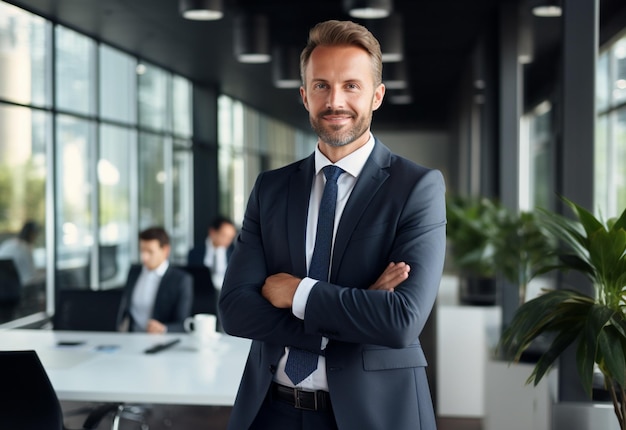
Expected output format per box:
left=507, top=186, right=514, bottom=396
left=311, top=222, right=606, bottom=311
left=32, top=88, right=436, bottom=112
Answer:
left=273, top=135, right=375, bottom=391
left=0, top=238, right=38, bottom=286
left=203, top=239, right=228, bottom=289
left=130, top=261, right=169, bottom=331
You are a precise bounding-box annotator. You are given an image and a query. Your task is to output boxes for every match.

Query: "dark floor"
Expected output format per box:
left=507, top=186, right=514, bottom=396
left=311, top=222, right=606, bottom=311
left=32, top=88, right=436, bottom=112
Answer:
left=61, top=401, right=482, bottom=430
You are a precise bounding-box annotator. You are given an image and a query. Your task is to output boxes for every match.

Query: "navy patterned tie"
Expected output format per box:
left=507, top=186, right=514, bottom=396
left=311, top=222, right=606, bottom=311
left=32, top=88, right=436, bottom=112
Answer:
left=285, top=165, right=344, bottom=385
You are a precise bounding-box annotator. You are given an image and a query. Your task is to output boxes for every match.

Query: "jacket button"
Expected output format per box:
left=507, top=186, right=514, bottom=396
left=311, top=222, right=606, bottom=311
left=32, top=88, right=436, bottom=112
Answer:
left=269, top=365, right=277, bottom=374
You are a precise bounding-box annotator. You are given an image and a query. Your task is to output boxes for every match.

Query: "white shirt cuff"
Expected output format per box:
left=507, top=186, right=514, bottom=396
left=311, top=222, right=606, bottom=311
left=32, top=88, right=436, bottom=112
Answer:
left=292, top=277, right=317, bottom=319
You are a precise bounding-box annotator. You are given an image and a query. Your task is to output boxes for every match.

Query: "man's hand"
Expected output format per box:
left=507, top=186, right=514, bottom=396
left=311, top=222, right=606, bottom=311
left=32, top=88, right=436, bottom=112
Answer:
left=146, top=319, right=167, bottom=334
left=368, top=262, right=410, bottom=291
left=262, top=273, right=301, bottom=308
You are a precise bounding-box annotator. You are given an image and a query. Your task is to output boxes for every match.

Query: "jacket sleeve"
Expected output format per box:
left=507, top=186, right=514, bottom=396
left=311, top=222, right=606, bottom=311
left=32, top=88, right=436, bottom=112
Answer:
left=218, top=173, right=324, bottom=354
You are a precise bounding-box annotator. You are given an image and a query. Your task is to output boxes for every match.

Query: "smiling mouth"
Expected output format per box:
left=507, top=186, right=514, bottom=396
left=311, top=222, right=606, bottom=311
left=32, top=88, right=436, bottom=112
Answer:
left=320, top=110, right=353, bottom=122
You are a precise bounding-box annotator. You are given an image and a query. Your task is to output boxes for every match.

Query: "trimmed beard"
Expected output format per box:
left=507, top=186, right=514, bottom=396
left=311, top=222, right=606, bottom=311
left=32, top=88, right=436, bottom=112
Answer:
left=309, top=109, right=372, bottom=148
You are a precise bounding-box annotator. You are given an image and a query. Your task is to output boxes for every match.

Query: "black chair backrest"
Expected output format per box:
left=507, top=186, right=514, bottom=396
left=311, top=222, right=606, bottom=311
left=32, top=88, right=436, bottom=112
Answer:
left=53, top=288, right=124, bottom=331
left=0, top=350, right=64, bottom=429
left=0, top=258, right=21, bottom=303
left=177, top=265, right=217, bottom=316
left=98, top=244, right=119, bottom=282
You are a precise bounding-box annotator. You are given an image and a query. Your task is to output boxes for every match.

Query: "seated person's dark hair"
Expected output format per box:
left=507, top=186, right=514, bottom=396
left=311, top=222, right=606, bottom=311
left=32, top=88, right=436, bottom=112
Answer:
left=210, top=215, right=235, bottom=231
left=19, top=221, right=39, bottom=243
left=139, top=226, right=170, bottom=247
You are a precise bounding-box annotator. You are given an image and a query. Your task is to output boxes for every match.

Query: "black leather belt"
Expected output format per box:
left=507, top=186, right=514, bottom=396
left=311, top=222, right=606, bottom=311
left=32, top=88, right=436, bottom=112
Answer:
left=271, top=382, right=332, bottom=411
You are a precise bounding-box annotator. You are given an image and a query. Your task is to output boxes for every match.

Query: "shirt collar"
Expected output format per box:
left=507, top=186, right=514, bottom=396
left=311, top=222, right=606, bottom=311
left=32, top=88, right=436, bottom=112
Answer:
left=144, top=260, right=169, bottom=277
left=314, top=133, right=375, bottom=178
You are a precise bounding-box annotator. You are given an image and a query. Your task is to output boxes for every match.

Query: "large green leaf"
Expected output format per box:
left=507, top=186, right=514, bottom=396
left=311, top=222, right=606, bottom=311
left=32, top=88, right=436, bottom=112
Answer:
left=529, top=327, right=582, bottom=385
left=563, top=196, right=605, bottom=238
left=596, top=326, right=626, bottom=389
left=577, top=305, right=617, bottom=395
left=499, top=289, right=593, bottom=360
left=610, top=205, right=626, bottom=231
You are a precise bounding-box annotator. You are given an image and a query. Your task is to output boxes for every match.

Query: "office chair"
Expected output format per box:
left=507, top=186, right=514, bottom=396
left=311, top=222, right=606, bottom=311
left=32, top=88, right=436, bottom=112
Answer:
left=0, top=350, right=116, bottom=430
left=53, top=288, right=124, bottom=331
left=0, top=258, right=21, bottom=304
left=178, top=265, right=217, bottom=315
left=98, top=244, right=119, bottom=283
left=52, top=288, right=152, bottom=429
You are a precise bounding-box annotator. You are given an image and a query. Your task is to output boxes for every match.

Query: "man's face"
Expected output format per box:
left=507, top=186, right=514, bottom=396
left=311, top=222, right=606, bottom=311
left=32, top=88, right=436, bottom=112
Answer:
left=139, top=239, right=169, bottom=271
left=300, top=45, right=385, bottom=148
left=210, top=223, right=237, bottom=248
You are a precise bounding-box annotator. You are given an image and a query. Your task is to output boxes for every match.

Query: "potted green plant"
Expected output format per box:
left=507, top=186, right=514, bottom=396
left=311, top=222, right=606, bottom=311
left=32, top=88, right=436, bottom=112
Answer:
left=446, top=195, right=555, bottom=307
left=492, top=209, right=557, bottom=306
left=446, top=196, right=502, bottom=305
left=499, top=197, right=626, bottom=430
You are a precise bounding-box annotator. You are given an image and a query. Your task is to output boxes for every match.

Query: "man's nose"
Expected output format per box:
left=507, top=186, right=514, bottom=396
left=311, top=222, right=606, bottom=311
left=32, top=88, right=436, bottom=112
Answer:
left=326, top=88, right=345, bottom=110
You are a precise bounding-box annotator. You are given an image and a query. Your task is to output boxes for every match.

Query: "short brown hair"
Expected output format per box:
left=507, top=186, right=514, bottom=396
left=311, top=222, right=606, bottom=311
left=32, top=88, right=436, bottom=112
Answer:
left=300, top=20, right=383, bottom=87
left=139, top=226, right=170, bottom=248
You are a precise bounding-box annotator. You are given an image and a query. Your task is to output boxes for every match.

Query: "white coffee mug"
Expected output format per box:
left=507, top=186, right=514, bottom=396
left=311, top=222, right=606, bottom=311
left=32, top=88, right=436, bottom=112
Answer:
left=184, top=313, right=217, bottom=343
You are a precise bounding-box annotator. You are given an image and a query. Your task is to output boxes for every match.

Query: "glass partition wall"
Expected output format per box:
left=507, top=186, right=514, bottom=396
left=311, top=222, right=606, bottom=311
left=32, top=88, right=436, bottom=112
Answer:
left=0, top=1, right=193, bottom=326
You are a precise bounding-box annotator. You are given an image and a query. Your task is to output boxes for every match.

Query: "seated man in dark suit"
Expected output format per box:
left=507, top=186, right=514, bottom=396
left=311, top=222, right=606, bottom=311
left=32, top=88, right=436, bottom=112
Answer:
left=119, top=226, right=193, bottom=333
left=187, top=215, right=237, bottom=290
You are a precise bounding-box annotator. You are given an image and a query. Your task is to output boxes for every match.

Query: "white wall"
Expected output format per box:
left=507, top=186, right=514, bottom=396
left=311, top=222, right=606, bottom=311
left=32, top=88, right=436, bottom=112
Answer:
left=374, top=130, right=452, bottom=189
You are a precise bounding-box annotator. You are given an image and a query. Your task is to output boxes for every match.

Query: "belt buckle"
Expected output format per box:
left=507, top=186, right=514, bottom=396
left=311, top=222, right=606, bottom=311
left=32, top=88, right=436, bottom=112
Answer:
left=293, top=388, right=317, bottom=411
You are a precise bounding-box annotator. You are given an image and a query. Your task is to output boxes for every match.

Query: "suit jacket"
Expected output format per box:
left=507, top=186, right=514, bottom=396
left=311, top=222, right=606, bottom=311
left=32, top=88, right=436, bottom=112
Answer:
left=187, top=242, right=234, bottom=267
left=219, top=139, right=446, bottom=430
left=119, top=264, right=193, bottom=333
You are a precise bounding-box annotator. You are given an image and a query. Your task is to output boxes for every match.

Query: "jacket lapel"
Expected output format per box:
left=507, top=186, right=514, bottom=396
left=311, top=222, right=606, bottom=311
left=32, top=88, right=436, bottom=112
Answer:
left=331, top=139, right=391, bottom=282
left=287, top=154, right=316, bottom=277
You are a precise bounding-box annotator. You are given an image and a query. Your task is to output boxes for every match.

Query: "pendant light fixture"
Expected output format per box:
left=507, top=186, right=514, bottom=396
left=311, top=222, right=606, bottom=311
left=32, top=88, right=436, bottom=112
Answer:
left=234, top=14, right=272, bottom=64
left=179, top=0, right=223, bottom=21
left=367, top=14, right=404, bottom=62
left=382, top=60, right=408, bottom=90
left=344, top=0, right=393, bottom=19
left=273, top=45, right=302, bottom=89
left=531, top=0, right=562, bottom=17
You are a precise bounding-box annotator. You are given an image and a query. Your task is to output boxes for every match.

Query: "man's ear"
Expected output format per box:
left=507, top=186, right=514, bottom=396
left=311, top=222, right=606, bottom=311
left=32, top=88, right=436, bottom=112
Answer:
left=373, top=83, right=385, bottom=111
left=300, top=86, right=310, bottom=111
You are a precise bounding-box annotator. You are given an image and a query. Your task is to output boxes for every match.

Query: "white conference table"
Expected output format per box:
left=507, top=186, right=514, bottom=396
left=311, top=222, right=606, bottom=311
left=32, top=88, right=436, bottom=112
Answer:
left=0, top=329, right=251, bottom=406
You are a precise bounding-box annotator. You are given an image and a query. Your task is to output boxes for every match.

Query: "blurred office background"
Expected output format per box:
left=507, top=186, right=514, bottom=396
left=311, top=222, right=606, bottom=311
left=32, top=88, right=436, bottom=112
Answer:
left=0, top=0, right=626, bottom=428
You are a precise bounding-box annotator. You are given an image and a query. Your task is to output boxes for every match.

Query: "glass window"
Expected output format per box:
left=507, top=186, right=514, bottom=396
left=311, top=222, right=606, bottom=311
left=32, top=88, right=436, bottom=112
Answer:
left=616, top=108, right=626, bottom=212
left=99, top=45, right=137, bottom=125
left=55, top=114, right=94, bottom=288
left=99, top=124, right=134, bottom=287
left=596, top=34, right=626, bottom=218
left=138, top=132, right=166, bottom=229
left=172, top=76, right=192, bottom=138
left=597, top=52, right=610, bottom=112
left=0, top=3, right=51, bottom=107
left=138, top=63, right=170, bottom=132
left=217, top=95, right=315, bottom=224
left=613, top=38, right=626, bottom=105
left=0, top=104, right=49, bottom=322
left=172, top=141, right=193, bottom=263
left=55, top=26, right=96, bottom=115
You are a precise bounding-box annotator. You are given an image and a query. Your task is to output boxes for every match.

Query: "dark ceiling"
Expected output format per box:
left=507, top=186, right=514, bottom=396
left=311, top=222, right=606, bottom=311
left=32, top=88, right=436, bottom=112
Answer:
left=6, top=0, right=626, bottom=132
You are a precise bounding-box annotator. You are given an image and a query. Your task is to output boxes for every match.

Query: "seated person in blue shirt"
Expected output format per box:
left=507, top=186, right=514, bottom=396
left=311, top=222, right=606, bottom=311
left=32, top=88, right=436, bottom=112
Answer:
left=119, top=227, right=193, bottom=333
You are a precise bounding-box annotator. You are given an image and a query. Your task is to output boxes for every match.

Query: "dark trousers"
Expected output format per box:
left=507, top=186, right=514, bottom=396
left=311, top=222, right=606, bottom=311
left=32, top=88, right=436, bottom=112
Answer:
left=249, top=388, right=339, bottom=430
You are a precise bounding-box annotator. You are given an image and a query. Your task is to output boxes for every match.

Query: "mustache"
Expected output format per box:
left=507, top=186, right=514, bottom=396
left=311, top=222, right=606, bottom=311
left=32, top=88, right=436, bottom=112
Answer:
left=319, top=109, right=354, bottom=117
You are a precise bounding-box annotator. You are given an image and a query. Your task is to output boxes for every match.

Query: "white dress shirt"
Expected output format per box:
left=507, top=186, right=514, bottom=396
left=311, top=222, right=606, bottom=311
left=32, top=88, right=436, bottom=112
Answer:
left=0, top=238, right=40, bottom=286
left=130, top=260, right=169, bottom=332
left=203, top=239, right=228, bottom=289
left=273, top=134, right=376, bottom=391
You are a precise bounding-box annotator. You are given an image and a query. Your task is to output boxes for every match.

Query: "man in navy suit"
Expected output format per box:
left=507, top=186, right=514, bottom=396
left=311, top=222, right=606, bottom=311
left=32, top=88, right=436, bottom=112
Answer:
left=119, top=227, right=192, bottom=333
left=187, top=215, right=237, bottom=290
left=219, top=20, right=446, bottom=430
